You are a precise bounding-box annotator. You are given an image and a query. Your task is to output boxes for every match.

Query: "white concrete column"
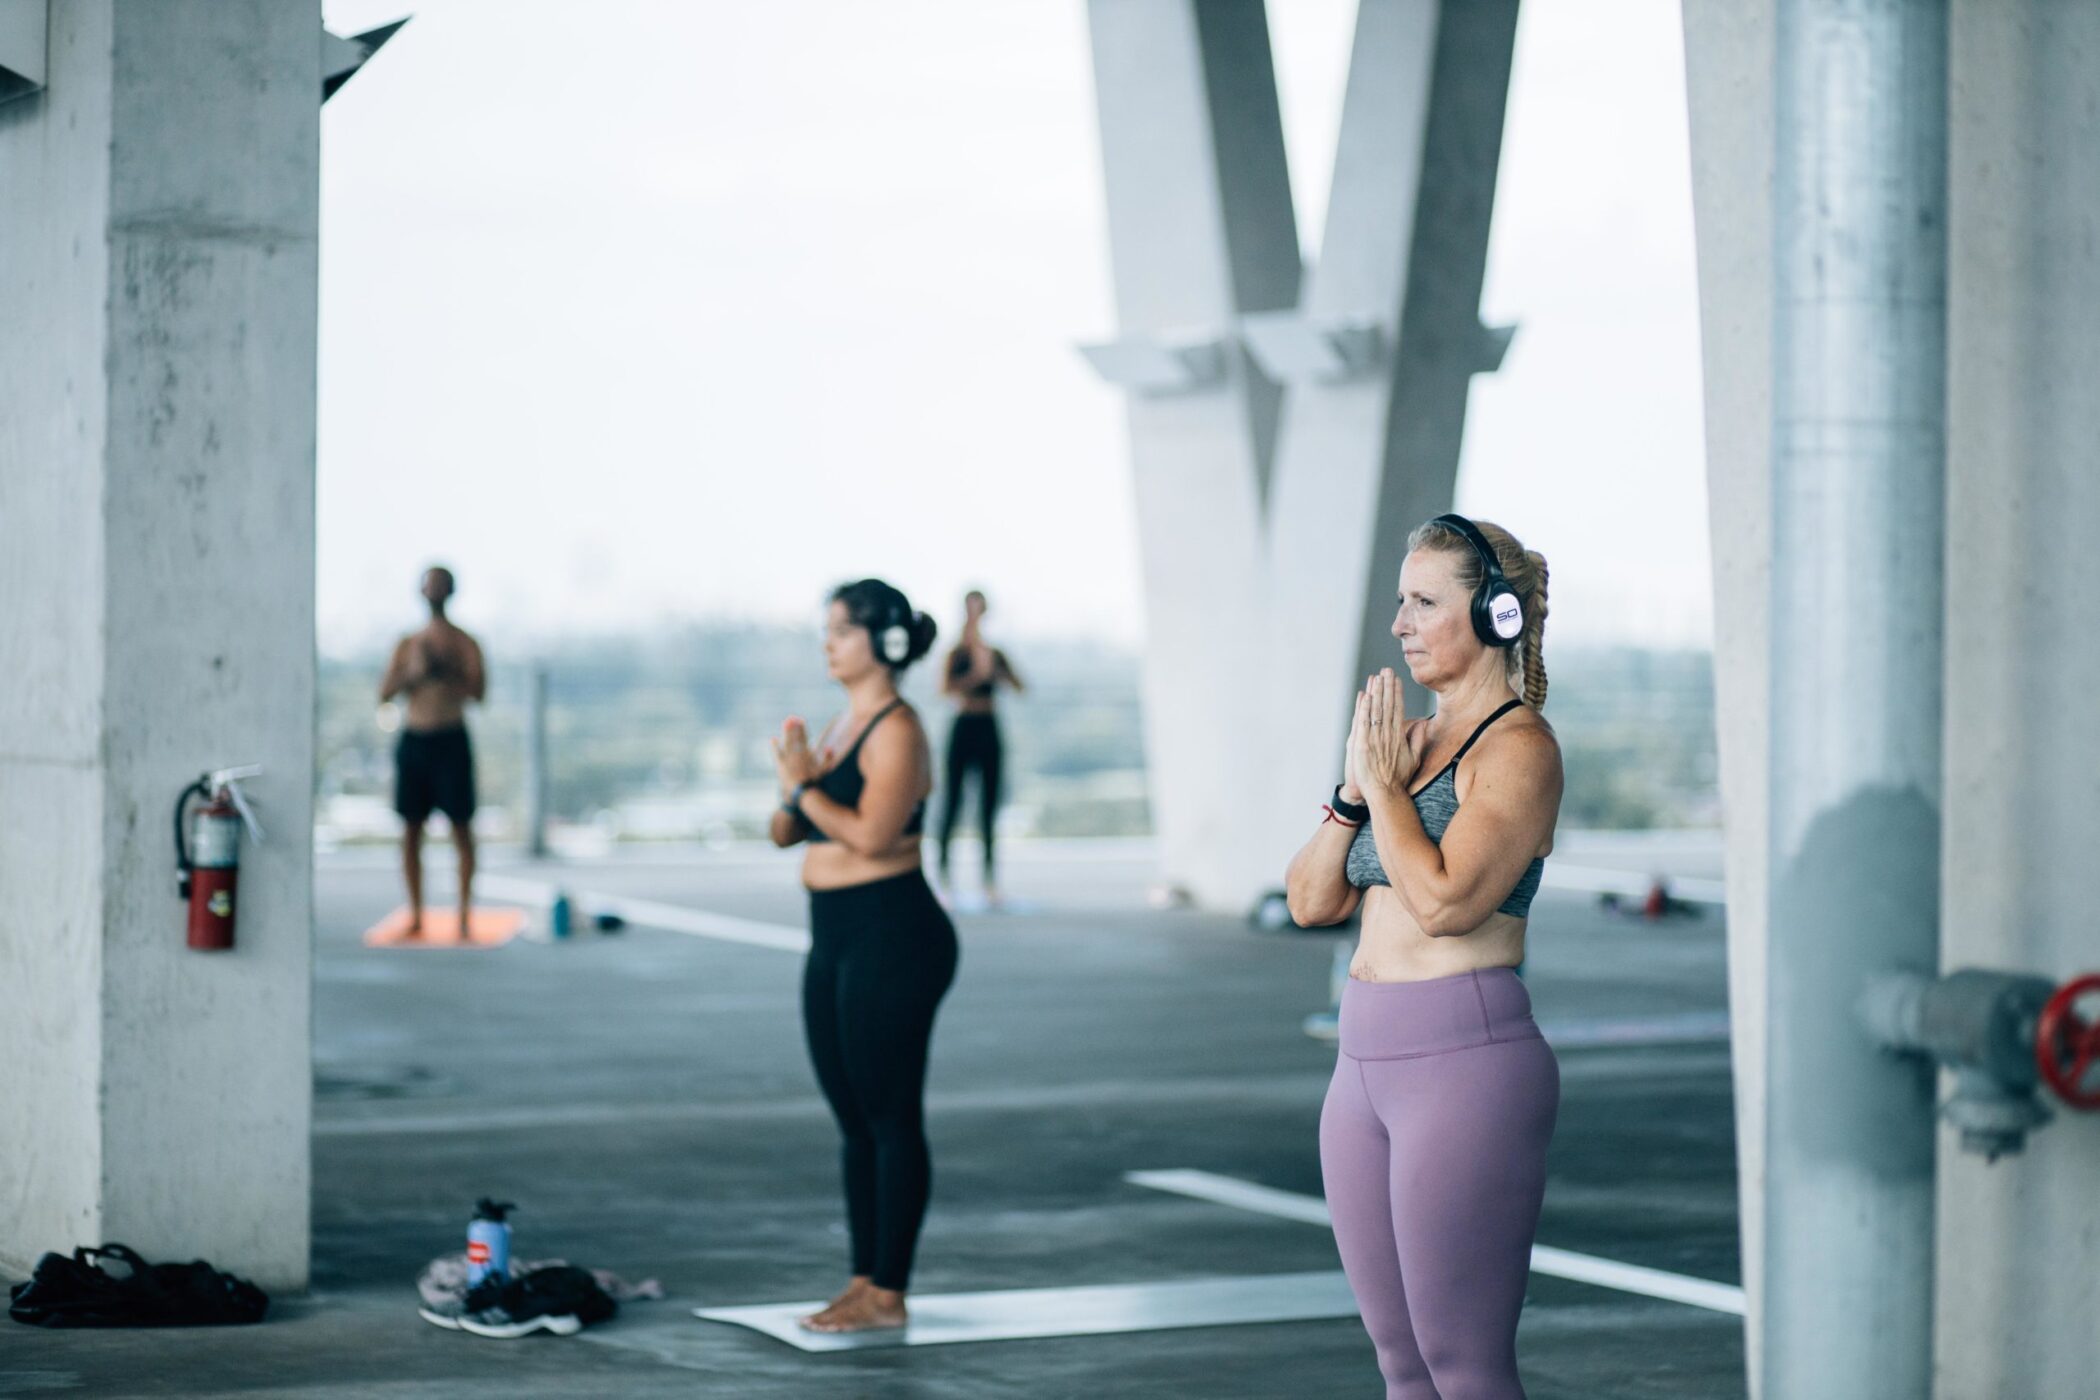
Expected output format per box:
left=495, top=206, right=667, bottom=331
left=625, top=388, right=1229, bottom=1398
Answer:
left=1084, top=0, right=1301, bottom=907
left=1939, top=5, right=2100, bottom=1395
left=1764, top=0, right=1948, bottom=1390
left=1086, top=0, right=1518, bottom=908
left=0, top=0, right=319, bottom=1290
left=1679, top=4, right=1777, bottom=1389
left=1261, top=0, right=1518, bottom=869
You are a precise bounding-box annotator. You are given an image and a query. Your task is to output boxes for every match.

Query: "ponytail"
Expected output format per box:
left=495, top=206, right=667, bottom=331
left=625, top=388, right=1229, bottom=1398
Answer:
left=1516, top=551, right=1549, bottom=709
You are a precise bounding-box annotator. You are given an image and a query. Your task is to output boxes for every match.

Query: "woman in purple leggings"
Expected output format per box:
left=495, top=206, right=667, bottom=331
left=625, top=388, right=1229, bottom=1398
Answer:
left=1285, top=515, right=1563, bottom=1400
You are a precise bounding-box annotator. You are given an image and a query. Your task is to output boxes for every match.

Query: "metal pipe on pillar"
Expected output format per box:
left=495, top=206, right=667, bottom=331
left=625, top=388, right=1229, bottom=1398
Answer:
left=1764, top=0, right=1948, bottom=1394
left=525, top=663, right=549, bottom=860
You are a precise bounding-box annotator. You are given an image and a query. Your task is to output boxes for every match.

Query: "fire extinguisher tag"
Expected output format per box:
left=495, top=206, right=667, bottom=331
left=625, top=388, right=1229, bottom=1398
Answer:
left=193, top=815, right=240, bottom=867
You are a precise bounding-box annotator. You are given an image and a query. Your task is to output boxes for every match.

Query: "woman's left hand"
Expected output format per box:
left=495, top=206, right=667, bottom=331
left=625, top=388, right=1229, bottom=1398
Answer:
left=1354, top=668, right=1425, bottom=797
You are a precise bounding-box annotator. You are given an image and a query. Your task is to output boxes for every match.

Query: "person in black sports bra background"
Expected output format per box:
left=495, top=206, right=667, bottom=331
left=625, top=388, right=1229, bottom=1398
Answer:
left=768, top=578, right=957, bottom=1334
left=937, top=589, right=1023, bottom=904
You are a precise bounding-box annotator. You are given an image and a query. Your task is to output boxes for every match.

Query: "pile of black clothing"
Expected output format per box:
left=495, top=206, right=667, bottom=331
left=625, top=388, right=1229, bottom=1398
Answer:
left=8, top=1244, right=267, bottom=1329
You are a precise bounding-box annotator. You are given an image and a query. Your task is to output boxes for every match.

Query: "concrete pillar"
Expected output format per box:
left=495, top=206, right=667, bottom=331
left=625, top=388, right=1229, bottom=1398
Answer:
left=1083, top=0, right=1300, bottom=907
left=525, top=663, right=551, bottom=860
left=0, top=0, right=319, bottom=1290
left=1261, top=0, right=1518, bottom=872
left=1679, top=3, right=1776, bottom=1390
left=1763, top=3, right=1948, bottom=1394
left=1939, top=4, right=2100, bottom=1395
left=0, top=0, right=47, bottom=103
left=1085, top=0, right=1518, bottom=908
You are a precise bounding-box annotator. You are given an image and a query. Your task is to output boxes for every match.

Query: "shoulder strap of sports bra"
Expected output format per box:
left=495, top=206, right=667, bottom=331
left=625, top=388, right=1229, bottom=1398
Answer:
left=840, top=698, right=908, bottom=759
left=1450, top=698, right=1526, bottom=768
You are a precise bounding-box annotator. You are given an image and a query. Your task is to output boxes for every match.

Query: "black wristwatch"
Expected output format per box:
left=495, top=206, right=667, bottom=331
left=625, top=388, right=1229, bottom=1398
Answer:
left=1330, top=784, right=1370, bottom=825
left=783, top=782, right=812, bottom=816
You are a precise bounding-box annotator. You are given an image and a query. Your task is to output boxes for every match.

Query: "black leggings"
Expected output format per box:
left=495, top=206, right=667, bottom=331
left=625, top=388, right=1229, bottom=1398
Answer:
left=802, top=869, right=959, bottom=1291
left=938, top=712, right=1003, bottom=881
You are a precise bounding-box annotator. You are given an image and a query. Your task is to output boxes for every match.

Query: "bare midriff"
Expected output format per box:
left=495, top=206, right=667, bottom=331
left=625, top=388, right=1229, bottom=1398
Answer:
left=1347, top=890, right=1527, bottom=983
left=802, top=837, right=926, bottom=893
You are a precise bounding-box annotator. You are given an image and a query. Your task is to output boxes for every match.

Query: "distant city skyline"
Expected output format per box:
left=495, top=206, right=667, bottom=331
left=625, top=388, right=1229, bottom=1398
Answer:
left=317, top=0, right=1710, bottom=656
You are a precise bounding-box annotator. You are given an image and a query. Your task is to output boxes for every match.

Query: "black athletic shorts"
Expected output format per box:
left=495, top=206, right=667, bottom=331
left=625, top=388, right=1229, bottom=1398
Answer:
left=394, top=726, right=477, bottom=827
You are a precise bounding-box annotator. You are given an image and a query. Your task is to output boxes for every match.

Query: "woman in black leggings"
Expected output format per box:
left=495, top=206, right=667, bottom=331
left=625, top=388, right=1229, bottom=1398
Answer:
left=937, top=590, right=1023, bottom=903
left=769, top=578, right=957, bottom=1334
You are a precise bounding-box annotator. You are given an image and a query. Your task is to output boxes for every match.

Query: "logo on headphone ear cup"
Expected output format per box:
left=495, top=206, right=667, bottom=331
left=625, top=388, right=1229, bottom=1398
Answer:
left=879, top=624, right=911, bottom=663
left=1486, top=587, right=1524, bottom=642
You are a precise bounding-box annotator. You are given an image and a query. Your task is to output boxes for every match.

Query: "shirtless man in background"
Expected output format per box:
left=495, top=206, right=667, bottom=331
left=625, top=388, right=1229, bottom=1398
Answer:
left=379, top=566, right=487, bottom=937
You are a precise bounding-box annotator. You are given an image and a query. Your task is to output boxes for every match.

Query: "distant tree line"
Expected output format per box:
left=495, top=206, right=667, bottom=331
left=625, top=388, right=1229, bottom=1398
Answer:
left=321, top=627, right=1717, bottom=836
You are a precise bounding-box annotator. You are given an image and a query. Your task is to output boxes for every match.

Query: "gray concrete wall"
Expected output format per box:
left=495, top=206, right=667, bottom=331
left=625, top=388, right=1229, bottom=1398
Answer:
left=0, top=0, right=319, bottom=1290
left=1678, top=3, right=1775, bottom=1387
left=1939, top=3, right=2100, bottom=1394
left=0, top=0, right=117, bottom=1269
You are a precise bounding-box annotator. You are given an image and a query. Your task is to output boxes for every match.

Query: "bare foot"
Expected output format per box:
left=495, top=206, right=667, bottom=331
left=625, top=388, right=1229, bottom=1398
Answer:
left=824, top=1276, right=871, bottom=1310
left=795, top=1277, right=867, bottom=1329
left=402, top=914, right=424, bottom=940
left=798, top=1285, right=907, bottom=1333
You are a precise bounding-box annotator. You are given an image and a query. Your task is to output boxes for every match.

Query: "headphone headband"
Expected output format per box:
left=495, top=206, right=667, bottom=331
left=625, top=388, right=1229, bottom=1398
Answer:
left=1432, top=514, right=1508, bottom=588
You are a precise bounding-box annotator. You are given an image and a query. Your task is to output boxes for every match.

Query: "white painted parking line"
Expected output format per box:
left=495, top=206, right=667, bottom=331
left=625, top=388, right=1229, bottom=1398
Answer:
left=475, top=874, right=809, bottom=953
left=1126, top=1169, right=1746, bottom=1317
left=1126, top=1169, right=1333, bottom=1226
left=1525, top=1245, right=1745, bottom=1316
left=693, top=1271, right=1360, bottom=1350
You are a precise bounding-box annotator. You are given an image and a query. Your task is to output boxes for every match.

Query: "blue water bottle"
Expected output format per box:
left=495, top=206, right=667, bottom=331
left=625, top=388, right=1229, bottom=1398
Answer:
left=549, top=891, right=573, bottom=940
left=466, top=1199, right=515, bottom=1286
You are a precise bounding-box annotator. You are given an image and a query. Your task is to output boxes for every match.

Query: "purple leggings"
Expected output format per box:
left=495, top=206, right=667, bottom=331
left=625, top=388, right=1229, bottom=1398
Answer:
left=1319, top=968, right=1559, bottom=1400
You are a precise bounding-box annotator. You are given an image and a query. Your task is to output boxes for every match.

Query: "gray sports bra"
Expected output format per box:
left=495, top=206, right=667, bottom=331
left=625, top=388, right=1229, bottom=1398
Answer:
left=1343, top=697, right=1546, bottom=918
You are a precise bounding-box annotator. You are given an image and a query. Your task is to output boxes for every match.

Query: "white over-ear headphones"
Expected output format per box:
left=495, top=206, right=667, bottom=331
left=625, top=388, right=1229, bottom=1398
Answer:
left=878, top=622, right=911, bottom=664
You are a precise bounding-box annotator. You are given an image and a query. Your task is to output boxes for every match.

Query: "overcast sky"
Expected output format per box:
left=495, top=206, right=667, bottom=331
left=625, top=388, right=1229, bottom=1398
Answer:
left=316, top=0, right=1710, bottom=655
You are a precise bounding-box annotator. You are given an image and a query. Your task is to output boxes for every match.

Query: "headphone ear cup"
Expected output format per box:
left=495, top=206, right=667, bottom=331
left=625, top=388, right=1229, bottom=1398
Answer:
left=1484, top=586, right=1524, bottom=644
left=880, top=625, right=910, bottom=663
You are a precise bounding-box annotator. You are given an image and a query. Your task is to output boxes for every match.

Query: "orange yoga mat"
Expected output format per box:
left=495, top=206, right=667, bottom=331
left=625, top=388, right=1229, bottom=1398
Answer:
left=362, top=905, right=525, bottom=948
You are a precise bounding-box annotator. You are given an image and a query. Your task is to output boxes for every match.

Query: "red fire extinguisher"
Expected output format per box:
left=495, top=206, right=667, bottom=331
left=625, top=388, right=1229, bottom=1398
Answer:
left=175, top=766, right=262, bottom=952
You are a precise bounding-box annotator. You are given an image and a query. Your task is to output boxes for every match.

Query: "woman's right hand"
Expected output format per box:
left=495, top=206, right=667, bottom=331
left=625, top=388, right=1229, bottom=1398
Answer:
left=773, top=717, right=820, bottom=791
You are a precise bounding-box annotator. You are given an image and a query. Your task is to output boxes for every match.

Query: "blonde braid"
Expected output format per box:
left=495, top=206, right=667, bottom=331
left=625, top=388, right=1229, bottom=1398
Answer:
left=1517, top=551, right=1548, bottom=709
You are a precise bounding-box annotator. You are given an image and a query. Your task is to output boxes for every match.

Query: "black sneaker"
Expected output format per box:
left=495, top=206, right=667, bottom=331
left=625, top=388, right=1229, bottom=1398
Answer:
left=418, top=1276, right=505, bottom=1331
left=452, top=1266, right=612, bottom=1339
left=455, top=1304, right=582, bottom=1338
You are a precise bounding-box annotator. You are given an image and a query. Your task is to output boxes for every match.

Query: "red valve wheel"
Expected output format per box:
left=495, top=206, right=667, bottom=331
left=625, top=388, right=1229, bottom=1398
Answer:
left=2035, top=974, right=2100, bottom=1110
